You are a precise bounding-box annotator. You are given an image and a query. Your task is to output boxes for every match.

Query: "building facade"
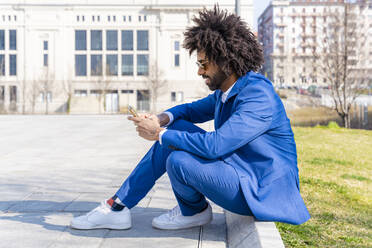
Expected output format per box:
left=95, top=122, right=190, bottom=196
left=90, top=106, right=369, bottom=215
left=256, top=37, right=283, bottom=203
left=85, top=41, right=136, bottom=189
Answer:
left=0, top=0, right=254, bottom=114
left=258, top=0, right=372, bottom=88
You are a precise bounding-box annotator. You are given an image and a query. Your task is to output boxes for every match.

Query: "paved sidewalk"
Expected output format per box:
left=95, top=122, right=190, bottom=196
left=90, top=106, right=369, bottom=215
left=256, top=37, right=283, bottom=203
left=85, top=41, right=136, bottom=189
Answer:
left=0, top=115, right=226, bottom=248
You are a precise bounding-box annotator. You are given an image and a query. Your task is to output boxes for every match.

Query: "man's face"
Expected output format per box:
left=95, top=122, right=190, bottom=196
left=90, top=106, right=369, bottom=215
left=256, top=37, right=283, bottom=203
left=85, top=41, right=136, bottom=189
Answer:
left=196, top=51, right=228, bottom=91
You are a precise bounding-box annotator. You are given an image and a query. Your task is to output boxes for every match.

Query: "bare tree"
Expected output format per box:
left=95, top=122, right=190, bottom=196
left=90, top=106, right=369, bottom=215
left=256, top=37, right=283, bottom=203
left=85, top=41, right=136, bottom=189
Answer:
left=62, top=66, right=75, bottom=113
left=37, top=67, right=55, bottom=114
left=145, top=62, right=167, bottom=113
left=314, top=1, right=369, bottom=128
left=27, top=79, right=40, bottom=114
left=92, top=62, right=114, bottom=113
left=0, top=58, right=5, bottom=113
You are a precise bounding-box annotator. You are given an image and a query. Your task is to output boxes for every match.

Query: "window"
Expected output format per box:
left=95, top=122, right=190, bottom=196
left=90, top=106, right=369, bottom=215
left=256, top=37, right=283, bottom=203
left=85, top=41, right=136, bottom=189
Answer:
left=137, top=90, right=150, bottom=111
left=144, top=16, right=147, bottom=22
left=171, top=92, right=176, bottom=101
left=9, top=54, right=16, bottom=75
left=121, top=89, right=134, bottom=94
left=0, top=55, right=4, bottom=75
left=139, top=16, right=142, bottom=22
left=75, top=30, right=86, bottom=50
left=106, top=55, right=118, bottom=75
left=45, top=92, right=52, bottom=103
left=74, top=90, right=87, bottom=96
left=91, top=30, right=102, bottom=50
left=174, top=41, right=180, bottom=67
left=0, top=86, right=4, bottom=102
left=106, top=30, right=118, bottom=50
left=9, top=86, right=17, bottom=102
left=43, top=40, right=48, bottom=50
left=90, top=89, right=102, bottom=96
left=174, top=41, right=180, bottom=51
left=91, top=55, right=102, bottom=76
left=43, top=54, right=48, bottom=66
left=171, top=91, right=184, bottom=102
left=75, top=55, right=87, bottom=76
left=0, top=30, right=4, bottom=50
left=9, top=30, right=16, bottom=50
left=122, top=30, right=133, bottom=50
left=122, top=54, right=133, bottom=75
left=137, top=54, right=149, bottom=75
left=137, top=30, right=148, bottom=50
left=174, top=54, right=180, bottom=67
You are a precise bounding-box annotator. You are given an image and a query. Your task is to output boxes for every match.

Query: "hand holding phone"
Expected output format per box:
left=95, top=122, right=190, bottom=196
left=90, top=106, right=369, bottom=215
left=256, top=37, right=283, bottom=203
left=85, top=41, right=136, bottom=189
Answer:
left=128, top=105, right=138, bottom=117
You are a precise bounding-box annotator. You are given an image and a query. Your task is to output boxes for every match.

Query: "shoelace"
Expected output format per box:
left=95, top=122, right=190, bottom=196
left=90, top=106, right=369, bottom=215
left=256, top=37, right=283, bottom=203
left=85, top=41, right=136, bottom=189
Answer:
left=86, top=201, right=111, bottom=217
left=168, top=206, right=181, bottom=219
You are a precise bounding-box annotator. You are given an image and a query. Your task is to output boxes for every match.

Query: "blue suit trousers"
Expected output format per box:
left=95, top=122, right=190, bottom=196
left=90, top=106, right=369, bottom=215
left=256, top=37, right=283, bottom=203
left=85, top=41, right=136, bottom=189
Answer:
left=115, top=120, right=252, bottom=216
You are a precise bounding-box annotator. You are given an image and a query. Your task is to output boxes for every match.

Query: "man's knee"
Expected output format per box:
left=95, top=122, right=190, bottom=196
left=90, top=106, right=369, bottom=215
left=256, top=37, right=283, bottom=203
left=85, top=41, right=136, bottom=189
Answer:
left=166, top=151, right=193, bottom=176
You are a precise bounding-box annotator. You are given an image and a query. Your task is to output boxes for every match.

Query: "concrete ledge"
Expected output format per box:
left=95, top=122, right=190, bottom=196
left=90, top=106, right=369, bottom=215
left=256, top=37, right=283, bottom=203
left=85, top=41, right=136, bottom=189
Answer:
left=225, top=211, right=285, bottom=248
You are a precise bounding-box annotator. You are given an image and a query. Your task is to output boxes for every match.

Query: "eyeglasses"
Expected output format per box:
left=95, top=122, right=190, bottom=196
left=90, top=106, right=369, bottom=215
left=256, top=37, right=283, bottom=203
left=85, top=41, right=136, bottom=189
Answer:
left=196, top=60, right=209, bottom=70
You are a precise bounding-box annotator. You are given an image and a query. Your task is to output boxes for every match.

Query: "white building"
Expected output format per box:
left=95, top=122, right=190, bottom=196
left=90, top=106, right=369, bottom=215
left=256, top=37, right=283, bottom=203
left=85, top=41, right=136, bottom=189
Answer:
left=0, top=0, right=254, bottom=114
left=258, top=0, right=372, bottom=88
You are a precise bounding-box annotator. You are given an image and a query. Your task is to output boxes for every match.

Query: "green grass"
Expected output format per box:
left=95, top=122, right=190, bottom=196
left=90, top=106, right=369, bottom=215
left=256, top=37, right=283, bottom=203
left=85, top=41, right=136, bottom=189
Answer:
left=276, top=126, right=372, bottom=248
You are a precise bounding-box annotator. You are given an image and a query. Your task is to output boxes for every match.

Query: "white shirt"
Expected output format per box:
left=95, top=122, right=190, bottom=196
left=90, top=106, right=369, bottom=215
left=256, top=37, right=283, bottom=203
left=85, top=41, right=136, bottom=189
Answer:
left=159, top=81, right=237, bottom=144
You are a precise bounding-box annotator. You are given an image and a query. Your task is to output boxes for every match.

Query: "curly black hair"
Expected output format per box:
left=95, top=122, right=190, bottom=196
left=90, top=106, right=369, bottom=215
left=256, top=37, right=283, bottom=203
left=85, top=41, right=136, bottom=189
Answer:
left=183, top=5, right=264, bottom=78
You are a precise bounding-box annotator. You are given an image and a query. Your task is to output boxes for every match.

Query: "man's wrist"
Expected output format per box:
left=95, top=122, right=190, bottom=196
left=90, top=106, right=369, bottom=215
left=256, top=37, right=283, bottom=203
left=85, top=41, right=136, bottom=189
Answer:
left=157, top=113, right=170, bottom=127
left=156, top=127, right=165, bottom=141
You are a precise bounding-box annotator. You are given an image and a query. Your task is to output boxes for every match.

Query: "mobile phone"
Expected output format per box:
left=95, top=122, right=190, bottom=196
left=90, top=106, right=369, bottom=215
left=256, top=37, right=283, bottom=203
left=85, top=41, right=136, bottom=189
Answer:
left=128, top=105, right=138, bottom=117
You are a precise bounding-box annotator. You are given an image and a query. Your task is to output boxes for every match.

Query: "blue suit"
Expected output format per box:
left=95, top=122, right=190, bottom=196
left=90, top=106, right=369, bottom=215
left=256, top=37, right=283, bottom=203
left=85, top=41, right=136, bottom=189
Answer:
left=116, top=71, right=310, bottom=225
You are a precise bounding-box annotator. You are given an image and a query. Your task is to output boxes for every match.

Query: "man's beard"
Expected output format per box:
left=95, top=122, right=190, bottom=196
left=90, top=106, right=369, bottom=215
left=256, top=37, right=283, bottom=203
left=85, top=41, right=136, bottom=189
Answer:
left=203, top=70, right=228, bottom=91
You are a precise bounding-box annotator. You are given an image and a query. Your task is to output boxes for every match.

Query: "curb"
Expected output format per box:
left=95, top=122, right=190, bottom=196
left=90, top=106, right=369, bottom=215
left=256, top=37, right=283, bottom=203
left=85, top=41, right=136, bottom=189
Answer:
left=225, top=211, right=285, bottom=248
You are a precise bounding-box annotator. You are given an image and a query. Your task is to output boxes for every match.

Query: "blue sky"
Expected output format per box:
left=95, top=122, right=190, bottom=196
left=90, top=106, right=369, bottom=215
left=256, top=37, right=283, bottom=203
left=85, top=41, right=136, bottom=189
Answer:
left=253, top=0, right=271, bottom=31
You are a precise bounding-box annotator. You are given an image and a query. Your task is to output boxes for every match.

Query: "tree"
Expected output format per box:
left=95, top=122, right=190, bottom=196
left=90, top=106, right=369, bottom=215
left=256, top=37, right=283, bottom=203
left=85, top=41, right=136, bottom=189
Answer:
left=314, top=1, right=369, bottom=128
left=145, top=62, right=167, bottom=113
left=0, top=58, right=5, bottom=113
left=62, top=66, right=75, bottom=113
left=92, top=62, right=114, bottom=113
left=27, top=79, right=40, bottom=114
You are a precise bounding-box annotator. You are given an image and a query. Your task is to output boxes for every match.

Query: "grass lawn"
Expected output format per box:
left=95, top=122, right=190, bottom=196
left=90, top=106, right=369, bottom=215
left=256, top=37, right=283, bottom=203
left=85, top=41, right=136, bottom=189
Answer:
left=276, top=126, right=372, bottom=247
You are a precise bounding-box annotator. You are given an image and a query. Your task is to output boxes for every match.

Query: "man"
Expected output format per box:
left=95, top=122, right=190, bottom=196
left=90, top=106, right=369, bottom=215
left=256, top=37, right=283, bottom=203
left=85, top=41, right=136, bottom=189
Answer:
left=70, top=6, right=310, bottom=231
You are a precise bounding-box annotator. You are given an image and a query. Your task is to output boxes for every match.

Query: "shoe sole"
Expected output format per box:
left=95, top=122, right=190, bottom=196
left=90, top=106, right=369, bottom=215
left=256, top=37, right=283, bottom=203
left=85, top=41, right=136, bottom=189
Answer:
left=152, top=217, right=212, bottom=230
left=70, top=223, right=132, bottom=230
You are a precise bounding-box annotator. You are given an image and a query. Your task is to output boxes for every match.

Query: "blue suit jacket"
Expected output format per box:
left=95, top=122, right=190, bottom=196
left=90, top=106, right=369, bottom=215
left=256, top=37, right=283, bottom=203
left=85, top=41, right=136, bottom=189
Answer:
left=162, top=71, right=310, bottom=225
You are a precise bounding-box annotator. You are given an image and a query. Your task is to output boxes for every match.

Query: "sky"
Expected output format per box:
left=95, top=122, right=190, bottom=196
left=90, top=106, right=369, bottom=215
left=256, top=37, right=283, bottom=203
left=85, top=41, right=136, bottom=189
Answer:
left=253, top=0, right=271, bottom=31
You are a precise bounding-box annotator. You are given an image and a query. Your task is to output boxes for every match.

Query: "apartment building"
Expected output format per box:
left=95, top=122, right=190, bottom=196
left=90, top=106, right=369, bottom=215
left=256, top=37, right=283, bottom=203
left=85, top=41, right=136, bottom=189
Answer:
left=258, top=0, right=372, bottom=88
left=0, top=0, right=254, bottom=114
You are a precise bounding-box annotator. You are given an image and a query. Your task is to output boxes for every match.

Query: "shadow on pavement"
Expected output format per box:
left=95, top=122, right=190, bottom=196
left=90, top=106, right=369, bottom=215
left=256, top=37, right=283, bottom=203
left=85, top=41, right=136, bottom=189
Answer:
left=0, top=200, right=225, bottom=241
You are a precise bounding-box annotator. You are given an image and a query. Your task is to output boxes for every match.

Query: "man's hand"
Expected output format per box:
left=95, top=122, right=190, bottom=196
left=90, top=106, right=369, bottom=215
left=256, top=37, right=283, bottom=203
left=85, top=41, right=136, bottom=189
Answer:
left=128, top=114, right=165, bottom=141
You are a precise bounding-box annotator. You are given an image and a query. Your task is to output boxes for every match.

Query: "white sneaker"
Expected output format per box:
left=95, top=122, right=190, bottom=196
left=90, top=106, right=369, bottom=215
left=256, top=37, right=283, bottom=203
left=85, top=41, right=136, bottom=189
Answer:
left=70, top=201, right=131, bottom=230
left=152, top=204, right=212, bottom=230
